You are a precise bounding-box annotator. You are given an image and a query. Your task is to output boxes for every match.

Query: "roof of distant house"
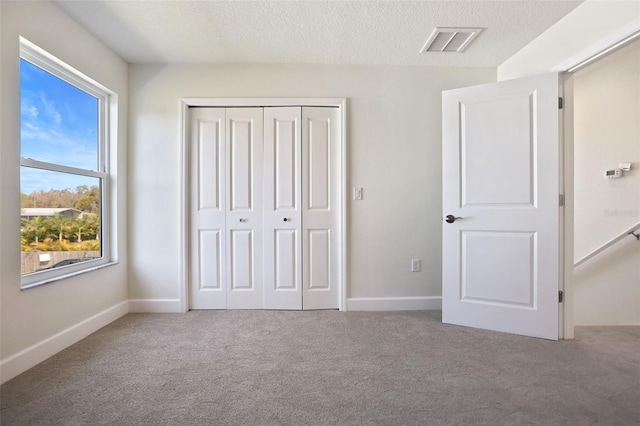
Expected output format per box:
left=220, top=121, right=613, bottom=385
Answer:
left=21, top=208, right=83, bottom=217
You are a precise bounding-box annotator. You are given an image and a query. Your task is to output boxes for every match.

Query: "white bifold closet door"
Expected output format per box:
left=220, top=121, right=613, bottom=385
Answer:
left=263, top=107, right=303, bottom=309
left=189, top=106, right=339, bottom=310
left=226, top=108, right=264, bottom=309
left=188, top=107, right=264, bottom=309
left=189, top=107, right=226, bottom=309
left=301, top=107, right=340, bottom=310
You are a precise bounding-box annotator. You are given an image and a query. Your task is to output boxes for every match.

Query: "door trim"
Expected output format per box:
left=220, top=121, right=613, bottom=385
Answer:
left=179, top=98, right=348, bottom=312
left=561, top=73, right=574, bottom=339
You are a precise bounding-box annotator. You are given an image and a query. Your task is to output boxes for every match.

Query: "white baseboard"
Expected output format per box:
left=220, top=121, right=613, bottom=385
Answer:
left=0, top=300, right=128, bottom=385
left=128, top=298, right=183, bottom=313
left=347, top=296, right=442, bottom=311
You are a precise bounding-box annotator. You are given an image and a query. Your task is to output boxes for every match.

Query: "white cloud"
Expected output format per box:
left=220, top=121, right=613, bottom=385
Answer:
left=40, top=93, right=62, bottom=124
left=21, top=99, right=39, bottom=119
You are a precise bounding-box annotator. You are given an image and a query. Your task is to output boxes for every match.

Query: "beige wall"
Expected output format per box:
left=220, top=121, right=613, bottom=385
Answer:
left=0, top=1, right=129, bottom=382
left=127, top=64, right=495, bottom=305
left=498, top=0, right=640, bottom=80
left=573, top=39, right=640, bottom=325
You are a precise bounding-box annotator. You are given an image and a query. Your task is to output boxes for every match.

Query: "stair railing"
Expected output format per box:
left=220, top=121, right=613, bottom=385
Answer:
left=574, top=222, right=640, bottom=267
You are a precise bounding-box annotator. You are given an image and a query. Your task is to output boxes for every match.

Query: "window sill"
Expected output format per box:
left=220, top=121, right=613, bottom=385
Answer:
left=20, top=261, right=119, bottom=290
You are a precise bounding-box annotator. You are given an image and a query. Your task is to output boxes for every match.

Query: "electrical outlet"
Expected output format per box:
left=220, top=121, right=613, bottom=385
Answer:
left=411, top=259, right=421, bottom=272
left=353, top=187, right=363, bottom=200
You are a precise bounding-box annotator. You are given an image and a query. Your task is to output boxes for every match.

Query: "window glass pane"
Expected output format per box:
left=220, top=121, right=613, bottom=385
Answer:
left=20, top=58, right=98, bottom=170
left=21, top=167, right=101, bottom=276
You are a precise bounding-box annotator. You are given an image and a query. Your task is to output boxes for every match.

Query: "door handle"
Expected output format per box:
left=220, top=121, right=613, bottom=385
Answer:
left=239, top=218, right=247, bottom=223
left=445, top=215, right=463, bottom=224
left=283, top=218, right=290, bottom=222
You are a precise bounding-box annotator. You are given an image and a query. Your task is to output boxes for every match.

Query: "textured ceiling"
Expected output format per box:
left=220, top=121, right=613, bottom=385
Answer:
left=53, top=0, right=583, bottom=67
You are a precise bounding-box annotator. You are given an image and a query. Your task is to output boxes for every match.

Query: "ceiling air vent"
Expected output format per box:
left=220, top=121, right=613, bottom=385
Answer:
left=421, top=27, right=483, bottom=53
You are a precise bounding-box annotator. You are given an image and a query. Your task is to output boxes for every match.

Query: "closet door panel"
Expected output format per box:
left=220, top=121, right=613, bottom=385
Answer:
left=263, top=107, right=302, bottom=310
left=274, top=229, right=298, bottom=289
left=308, top=121, right=330, bottom=210
left=229, top=120, right=254, bottom=211
left=189, top=108, right=226, bottom=309
left=303, top=107, right=340, bottom=310
left=226, top=108, right=264, bottom=309
left=198, top=230, right=222, bottom=290
left=308, top=229, right=330, bottom=289
left=230, top=229, right=255, bottom=289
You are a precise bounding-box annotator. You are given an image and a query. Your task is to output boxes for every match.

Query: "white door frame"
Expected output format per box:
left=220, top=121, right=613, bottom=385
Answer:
left=179, top=98, right=348, bottom=312
left=561, top=73, right=574, bottom=340
left=557, top=30, right=640, bottom=339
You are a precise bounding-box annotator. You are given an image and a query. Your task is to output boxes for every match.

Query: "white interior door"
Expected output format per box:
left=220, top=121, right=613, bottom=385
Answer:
left=226, top=108, right=264, bottom=309
left=263, top=107, right=303, bottom=310
left=442, top=73, right=561, bottom=340
left=189, top=107, right=226, bottom=309
left=302, top=107, right=340, bottom=310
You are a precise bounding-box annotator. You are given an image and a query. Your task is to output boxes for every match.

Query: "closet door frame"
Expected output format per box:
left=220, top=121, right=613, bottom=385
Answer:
left=180, top=98, right=347, bottom=311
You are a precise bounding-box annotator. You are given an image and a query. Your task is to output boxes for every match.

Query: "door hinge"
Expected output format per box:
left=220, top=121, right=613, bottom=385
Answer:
left=559, top=194, right=564, bottom=207
left=559, top=291, right=564, bottom=303
left=559, top=97, right=564, bottom=109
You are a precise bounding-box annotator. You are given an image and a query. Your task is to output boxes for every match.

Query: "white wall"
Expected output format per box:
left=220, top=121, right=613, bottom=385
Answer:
left=128, top=64, right=495, bottom=309
left=574, top=239, right=639, bottom=325
left=0, top=1, right=129, bottom=383
left=573, top=39, right=640, bottom=325
left=498, top=0, right=640, bottom=80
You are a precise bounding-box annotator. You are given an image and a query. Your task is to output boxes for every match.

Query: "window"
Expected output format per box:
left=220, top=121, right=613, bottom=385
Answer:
left=20, top=38, right=113, bottom=288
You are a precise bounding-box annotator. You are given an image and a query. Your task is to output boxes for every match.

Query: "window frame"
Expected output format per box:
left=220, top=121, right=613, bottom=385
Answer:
left=19, top=38, right=114, bottom=288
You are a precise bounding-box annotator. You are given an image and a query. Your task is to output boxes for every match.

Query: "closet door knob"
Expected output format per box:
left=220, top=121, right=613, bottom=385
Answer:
left=283, top=218, right=290, bottom=222
left=239, top=218, right=247, bottom=223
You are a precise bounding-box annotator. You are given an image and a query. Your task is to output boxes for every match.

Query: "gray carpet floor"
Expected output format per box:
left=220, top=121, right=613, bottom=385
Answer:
left=1, top=310, right=639, bottom=425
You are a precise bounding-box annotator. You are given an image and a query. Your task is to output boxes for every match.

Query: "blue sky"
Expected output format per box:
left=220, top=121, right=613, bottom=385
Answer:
left=20, top=59, right=98, bottom=194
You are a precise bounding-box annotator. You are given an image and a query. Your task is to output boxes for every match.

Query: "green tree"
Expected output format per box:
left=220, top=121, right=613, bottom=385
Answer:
left=70, top=215, right=95, bottom=242
left=21, top=216, right=46, bottom=245
left=74, top=186, right=99, bottom=213
left=20, top=185, right=100, bottom=212
left=45, top=214, right=71, bottom=242
left=85, top=214, right=100, bottom=240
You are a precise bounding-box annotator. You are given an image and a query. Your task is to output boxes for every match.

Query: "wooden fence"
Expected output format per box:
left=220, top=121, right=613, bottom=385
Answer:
left=21, top=251, right=100, bottom=275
